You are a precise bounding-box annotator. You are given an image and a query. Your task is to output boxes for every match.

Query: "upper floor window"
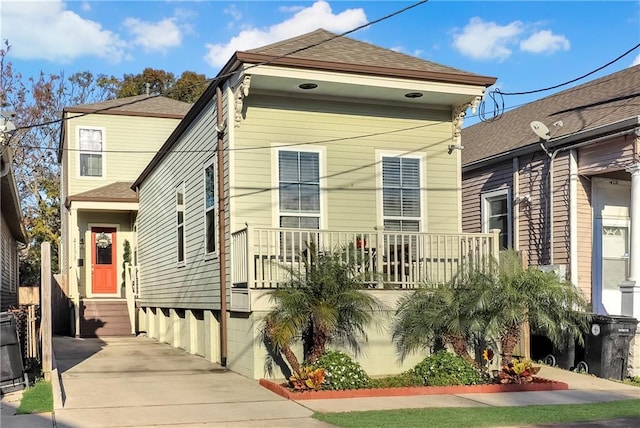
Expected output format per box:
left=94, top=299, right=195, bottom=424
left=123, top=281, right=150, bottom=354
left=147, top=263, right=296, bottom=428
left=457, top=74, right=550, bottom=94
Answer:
left=382, top=156, right=421, bottom=232
left=204, top=158, right=216, bottom=256
left=176, top=182, right=185, bottom=266
left=78, top=128, right=105, bottom=177
left=481, top=188, right=512, bottom=249
left=278, top=150, right=320, bottom=229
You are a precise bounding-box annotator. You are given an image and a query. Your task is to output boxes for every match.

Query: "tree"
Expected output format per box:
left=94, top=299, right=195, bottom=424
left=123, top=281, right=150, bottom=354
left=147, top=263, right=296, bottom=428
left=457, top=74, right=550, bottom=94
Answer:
left=486, top=252, right=590, bottom=365
left=261, top=245, right=381, bottom=374
left=392, top=251, right=590, bottom=366
left=116, top=68, right=208, bottom=103
left=1, top=40, right=113, bottom=283
left=392, top=269, right=491, bottom=364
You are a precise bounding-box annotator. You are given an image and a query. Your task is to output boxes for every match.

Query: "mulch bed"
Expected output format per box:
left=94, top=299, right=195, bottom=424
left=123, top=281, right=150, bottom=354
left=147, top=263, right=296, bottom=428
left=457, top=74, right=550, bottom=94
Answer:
left=259, top=377, right=568, bottom=400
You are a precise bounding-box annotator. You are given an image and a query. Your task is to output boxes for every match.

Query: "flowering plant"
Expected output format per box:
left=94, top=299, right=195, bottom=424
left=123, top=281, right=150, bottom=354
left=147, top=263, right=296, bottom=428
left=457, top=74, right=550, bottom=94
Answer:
left=497, top=358, right=541, bottom=384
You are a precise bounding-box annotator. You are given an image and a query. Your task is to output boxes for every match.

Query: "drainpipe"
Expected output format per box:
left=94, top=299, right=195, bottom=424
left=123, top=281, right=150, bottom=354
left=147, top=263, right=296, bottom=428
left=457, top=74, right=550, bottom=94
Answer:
left=216, top=86, right=228, bottom=367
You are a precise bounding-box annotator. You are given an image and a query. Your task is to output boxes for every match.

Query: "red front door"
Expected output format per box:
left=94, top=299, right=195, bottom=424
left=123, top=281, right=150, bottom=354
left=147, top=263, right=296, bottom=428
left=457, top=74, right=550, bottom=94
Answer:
left=91, top=227, right=117, bottom=294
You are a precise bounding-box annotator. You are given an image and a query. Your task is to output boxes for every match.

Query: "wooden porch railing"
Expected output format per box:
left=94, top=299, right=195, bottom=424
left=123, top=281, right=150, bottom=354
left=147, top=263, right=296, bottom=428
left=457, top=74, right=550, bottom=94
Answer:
left=231, top=226, right=500, bottom=294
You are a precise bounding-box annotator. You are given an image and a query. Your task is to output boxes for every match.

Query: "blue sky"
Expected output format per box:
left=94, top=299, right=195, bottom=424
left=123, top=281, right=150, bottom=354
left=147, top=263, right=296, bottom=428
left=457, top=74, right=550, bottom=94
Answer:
left=3, top=1, right=639, bottom=125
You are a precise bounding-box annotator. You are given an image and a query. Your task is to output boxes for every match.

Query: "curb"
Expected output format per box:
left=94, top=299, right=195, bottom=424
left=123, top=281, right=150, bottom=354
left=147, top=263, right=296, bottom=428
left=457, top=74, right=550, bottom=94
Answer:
left=50, top=345, right=65, bottom=410
left=260, top=378, right=569, bottom=400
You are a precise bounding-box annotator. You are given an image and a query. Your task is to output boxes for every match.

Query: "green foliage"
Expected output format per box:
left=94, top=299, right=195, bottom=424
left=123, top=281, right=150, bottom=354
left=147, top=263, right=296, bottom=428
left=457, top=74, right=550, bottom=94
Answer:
left=311, top=350, right=370, bottom=390
left=262, top=245, right=382, bottom=374
left=368, top=372, right=422, bottom=388
left=116, top=68, right=207, bottom=102
left=17, top=380, right=53, bottom=414
left=121, top=240, right=131, bottom=288
left=410, top=351, right=487, bottom=387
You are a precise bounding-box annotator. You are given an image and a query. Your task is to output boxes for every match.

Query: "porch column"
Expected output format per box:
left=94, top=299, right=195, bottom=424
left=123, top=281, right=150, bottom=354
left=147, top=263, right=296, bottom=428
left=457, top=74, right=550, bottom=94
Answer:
left=620, top=162, right=640, bottom=319
left=70, top=207, right=81, bottom=336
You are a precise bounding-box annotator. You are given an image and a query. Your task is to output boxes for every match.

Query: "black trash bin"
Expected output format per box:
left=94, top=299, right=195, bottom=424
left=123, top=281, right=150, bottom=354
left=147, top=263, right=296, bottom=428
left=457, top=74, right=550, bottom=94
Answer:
left=575, top=315, right=638, bottom=380
left=0, top=312, right=27, bottom=389
left=530, top=330, right=584, bottom=370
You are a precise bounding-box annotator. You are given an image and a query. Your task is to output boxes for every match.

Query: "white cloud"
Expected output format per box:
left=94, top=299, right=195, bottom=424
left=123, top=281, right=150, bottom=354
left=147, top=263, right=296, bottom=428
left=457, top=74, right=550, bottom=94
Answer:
left=224, top=4, right=242, bottom=21
left=204, top=0, right=367, bottom=68
left=81, top=2, right=91, bottom=12
left=124, top=17, right=182, bottom=53
left=453, top=17, right=523, bottom=61
left=2, top=0, right=126, bottom=63
left=279, top=5, right=305, bottom=13
left=631, top=53, right=640, bottom=67
left=520, top=30, right=570, bottom=54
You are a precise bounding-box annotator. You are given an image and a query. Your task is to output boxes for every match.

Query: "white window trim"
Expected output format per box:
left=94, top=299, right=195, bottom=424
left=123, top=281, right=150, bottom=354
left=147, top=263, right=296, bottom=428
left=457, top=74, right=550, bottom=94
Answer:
left=481, top=188, right=512, bottom=248
left=375, top=150, right=427, bottom=232
left=176, top=182, right=186, bottom=267
left=203, top=156, right=218, bottom=259
left=76, top=126, right=106, bottom=179
left=272, top=145, right=327, bottom=229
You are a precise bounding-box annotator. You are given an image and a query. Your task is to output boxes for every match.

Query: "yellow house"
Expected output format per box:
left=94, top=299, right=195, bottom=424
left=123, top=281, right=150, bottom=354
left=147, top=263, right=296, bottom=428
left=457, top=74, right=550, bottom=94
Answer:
left=58, top=95, right=191, bottom=337
left=131, top=29, right=498, bottom=379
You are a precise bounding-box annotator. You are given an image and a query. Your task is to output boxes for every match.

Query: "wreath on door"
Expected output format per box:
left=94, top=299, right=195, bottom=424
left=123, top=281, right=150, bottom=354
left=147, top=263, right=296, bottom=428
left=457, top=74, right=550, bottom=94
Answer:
left=96, top=232, right=112, bottom=249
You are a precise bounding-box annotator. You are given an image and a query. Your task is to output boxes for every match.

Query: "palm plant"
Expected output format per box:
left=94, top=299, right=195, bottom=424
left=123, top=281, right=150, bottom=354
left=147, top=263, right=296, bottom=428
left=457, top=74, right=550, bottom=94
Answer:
left=484, top=251, right=591, bottom=365
left=392, top=268, right=492, bottom=364
left=261, top=244, right=382, bottom=374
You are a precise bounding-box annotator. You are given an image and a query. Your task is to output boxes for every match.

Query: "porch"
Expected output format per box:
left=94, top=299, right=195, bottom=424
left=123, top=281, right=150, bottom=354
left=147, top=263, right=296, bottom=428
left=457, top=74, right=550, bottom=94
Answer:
left=230, top=226, right=500, bottom=311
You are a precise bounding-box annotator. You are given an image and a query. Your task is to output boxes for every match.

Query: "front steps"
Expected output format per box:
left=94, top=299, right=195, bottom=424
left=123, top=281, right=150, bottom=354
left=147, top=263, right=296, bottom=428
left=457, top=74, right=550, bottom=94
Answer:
left=80, top=300, right=132, bottom=337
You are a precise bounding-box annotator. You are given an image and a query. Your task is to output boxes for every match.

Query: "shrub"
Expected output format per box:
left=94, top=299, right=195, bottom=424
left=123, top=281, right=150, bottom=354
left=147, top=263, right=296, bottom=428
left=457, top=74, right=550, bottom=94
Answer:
left=311, top=350, right=370, bottom=390
left=369, top=372, right=422, bottom=388
left=410, top=351, right=487, bottom=386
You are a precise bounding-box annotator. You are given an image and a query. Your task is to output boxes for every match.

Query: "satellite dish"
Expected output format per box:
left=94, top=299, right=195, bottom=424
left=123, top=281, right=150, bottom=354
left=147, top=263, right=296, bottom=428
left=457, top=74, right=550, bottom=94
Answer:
left=530, top=120, right=550, bottom=141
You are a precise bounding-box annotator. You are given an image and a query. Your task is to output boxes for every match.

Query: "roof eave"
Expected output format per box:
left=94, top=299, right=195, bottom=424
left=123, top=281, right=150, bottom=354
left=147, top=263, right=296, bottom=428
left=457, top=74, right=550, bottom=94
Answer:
left=463, top=115, right=640, bottom=173
left=235, top=52, right=497, bottom=87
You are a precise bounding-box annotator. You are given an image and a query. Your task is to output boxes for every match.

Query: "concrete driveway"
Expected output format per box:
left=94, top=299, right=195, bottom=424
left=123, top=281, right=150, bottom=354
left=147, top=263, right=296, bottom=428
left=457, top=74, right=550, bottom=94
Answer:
left=53, top=336, right=330, bottom=428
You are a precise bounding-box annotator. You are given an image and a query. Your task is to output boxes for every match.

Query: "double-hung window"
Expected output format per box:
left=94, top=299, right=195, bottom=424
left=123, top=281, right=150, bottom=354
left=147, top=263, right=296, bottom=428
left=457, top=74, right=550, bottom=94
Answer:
left=382, top=156, right=421, bottom=232
left=481, top=189, right=512, bottom=249
left=78, top=128, right=104, bottom=177
left=204, top=158, right=216, bottom=256
left=278, top=150, right=320, bottom=257
left=176, top=182, right=186, bottom=265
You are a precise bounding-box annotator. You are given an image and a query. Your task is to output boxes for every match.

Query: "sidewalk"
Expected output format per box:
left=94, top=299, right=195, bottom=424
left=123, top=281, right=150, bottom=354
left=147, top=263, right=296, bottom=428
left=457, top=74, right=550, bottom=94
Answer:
left=3, top=335, right=639, bottom=427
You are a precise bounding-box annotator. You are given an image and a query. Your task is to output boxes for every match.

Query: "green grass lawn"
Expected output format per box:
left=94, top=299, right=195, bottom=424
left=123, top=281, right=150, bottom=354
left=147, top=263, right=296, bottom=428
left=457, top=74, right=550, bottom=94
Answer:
left=17, top=380, right=53, bottom=414
left=314, top=399, right=640, bottom=428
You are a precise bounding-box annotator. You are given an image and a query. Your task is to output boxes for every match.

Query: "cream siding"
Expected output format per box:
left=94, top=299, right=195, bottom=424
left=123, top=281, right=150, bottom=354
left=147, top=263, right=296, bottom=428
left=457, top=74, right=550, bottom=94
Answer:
left=231, top=95, right=457, bottom=233
left=66, top=114, right=183, bottom=196
left=137, top=96, right=223, bottom=310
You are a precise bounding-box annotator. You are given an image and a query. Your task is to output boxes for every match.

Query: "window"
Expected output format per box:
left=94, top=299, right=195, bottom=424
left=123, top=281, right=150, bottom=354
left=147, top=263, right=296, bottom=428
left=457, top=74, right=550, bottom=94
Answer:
left=278, top=150, right=320, bottom=229
left=481, top=189, right=512, bottom=249
left=278, top=150, right=321, bottom=258
left=176, top=183, right=185, bottom=265
left=382, top=156, right=421, bottom=232
left=204, top=158, right=216, bottom=255
left=78, top=128, right=104, bottom=177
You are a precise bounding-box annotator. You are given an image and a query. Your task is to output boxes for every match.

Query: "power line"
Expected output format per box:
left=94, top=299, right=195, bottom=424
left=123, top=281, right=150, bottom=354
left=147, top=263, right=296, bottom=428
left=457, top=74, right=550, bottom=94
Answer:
left=7, top=0, right=430, bottom=137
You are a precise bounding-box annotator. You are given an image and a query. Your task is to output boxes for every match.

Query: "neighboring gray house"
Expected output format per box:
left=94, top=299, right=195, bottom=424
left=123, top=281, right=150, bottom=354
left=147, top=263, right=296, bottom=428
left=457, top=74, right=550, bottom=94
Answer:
left=461, top=64, right=640, bottom=375
left=131, top=29, right=497, bottom=379
left=1, top=148, right=27, bottom=311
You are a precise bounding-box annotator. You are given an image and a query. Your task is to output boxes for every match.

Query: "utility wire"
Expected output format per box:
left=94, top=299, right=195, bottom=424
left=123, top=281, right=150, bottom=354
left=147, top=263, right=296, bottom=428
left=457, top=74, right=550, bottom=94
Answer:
left=7, top=0, right=430, bottom=136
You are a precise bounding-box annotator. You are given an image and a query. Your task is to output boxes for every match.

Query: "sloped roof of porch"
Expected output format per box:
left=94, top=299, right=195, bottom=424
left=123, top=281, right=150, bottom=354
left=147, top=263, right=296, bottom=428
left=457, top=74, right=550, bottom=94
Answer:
left=64, top=95, right=192, bottom=118
left=65, top=182, right=137, bottom=208
left=462, top=64, right=640, bottom=167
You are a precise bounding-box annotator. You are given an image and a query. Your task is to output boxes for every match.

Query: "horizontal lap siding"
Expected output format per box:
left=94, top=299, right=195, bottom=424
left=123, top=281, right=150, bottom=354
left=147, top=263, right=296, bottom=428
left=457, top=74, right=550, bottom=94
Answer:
left=518, top=153, right=550, bottom=266
left=578, top=135, right=635, bottom=175
left=137, top=99, right=221, bottom=309
left=551, top=152, right=570, bottom=267
left=461, top=160, right=513, bottom=233
left=66, top=115, right=182, bottom=196
left=232, top=95, right=457, bottom=233
left=577, top=176, right=592, bottom=301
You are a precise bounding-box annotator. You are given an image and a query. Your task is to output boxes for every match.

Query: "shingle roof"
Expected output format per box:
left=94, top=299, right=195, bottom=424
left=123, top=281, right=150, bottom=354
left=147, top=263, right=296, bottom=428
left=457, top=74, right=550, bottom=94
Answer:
left=65, top=182, right=137, bottom=208
left=462, top=64, right=640, bottom=166
left=64, top=95, right=192, bottom=118
left=236, top=29, right=495, bottom=87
